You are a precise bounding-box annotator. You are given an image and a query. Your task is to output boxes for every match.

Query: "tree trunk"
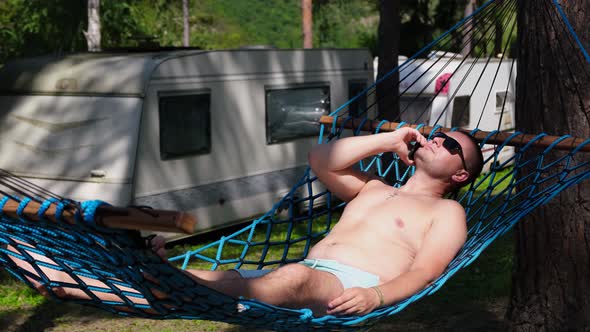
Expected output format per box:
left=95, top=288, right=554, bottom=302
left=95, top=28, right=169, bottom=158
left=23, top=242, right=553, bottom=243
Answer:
left=183, top=0, right=190, bottom=47
left=302, top=0, right=313, bottom=48
left=462, top=0, right=476, bottom=57
left=301, top=0, right=313, bottom=48
left=84, top=0, right=101, bottom=52
left=508, top=0, right=590, bottom=331
left=494, top=13, right=503, bottom=56
left=376, top=0, right=400, bottom=185
left=376, top=0, right=400, bottom=121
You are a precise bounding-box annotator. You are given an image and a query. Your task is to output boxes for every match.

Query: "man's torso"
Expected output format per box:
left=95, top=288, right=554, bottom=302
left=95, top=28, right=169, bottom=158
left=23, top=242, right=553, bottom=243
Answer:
left=307, top=180, right=444, bottom=283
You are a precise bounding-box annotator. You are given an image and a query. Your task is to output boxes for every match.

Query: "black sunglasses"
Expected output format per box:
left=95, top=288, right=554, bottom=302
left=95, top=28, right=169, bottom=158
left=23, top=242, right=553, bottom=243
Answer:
left=432, top=132, right=468, bottom=171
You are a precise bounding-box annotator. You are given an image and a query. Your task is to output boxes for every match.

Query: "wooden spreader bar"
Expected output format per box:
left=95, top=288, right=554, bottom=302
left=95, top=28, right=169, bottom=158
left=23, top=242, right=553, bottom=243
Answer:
left=319, top=116, right=590, bottom=152
left=1, top=197, right=196, bottom=234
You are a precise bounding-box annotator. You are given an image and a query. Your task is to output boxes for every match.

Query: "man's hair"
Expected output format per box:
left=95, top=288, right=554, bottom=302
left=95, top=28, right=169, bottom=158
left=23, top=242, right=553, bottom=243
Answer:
left=454, top=132, right=484, bottom=189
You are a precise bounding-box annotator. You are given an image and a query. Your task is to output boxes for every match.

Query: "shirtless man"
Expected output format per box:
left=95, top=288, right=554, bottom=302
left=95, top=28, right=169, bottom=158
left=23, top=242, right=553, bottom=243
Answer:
left=178, top=127, right=483, bottom=315
left=8, top=127, right=483, bottom=317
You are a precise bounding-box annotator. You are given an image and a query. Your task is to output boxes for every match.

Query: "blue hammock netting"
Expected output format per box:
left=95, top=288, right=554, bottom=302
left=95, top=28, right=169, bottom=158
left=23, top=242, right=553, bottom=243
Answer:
left=1, top=0, right=589, bottom=331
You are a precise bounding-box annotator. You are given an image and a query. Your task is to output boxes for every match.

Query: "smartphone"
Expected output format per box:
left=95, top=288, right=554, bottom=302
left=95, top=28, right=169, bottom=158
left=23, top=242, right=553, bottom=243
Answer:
left=408, top=142, right=421, bottom=161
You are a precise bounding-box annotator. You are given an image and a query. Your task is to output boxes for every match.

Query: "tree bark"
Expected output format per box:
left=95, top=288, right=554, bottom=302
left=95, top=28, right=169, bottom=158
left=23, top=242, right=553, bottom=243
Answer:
left=376, top=0, right=400, bottom=185
left=508, top=0, right=590, bottom=331
left=494, top=12, right=504, bottom=56
left=84, top=0, right=101, bottom=52
left=183, top=0, right=190, bottom=47
left=462, top=0, right=476, bottom=57
left=302, top=0, right=313, bottom=48
left=376, top=0, right=400, bottom=121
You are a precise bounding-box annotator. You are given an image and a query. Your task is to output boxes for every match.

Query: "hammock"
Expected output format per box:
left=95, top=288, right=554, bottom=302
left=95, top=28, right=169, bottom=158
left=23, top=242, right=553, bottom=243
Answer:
left=1, top=0, right=589, bottom=331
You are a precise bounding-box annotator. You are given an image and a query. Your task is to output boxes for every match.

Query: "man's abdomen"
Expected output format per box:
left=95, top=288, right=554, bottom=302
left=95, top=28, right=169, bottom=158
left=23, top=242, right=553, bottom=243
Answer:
left=307, top=237, right=415, bottom=283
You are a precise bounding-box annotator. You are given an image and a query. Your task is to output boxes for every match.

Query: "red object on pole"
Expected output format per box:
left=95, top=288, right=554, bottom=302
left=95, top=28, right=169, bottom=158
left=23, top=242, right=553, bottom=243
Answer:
left=435, top=73, right=453, bottom=95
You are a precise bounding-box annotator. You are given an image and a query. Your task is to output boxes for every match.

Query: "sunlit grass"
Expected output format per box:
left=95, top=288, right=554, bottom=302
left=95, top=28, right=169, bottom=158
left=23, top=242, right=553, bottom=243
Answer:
left=460, top=166, right=516, bottom=196
left=167, top=210, right=340, bottom=272
left=0, top=270, right=45, bottom=309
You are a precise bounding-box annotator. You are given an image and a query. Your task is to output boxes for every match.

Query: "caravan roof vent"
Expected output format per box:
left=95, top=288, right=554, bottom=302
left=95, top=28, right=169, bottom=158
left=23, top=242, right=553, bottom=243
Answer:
left=238, top=45, right=278, bottom=50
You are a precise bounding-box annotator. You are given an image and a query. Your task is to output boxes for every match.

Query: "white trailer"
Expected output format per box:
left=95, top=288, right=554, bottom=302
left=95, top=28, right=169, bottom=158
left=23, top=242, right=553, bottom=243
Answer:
left=0, top=48, right=374, bottom=239
left=376, top=53, right=516, bottom=170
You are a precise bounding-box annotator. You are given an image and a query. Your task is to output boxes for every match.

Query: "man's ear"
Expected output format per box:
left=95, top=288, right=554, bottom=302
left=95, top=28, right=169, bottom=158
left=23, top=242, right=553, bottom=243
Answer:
left=451, top=169, right=470, bottom=184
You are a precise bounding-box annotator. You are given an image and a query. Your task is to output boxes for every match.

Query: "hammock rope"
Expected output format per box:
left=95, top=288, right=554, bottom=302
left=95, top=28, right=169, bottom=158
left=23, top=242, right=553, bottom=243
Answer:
left=1, top=0, right=589, bottom=331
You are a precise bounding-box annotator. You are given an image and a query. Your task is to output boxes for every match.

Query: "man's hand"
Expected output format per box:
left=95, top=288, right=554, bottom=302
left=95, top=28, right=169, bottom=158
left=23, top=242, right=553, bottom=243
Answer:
left=326, top=287, right=381, bottom=316
left=391, top=128, right=428, bottom=166
left=149, top=235, right=167, bottom=261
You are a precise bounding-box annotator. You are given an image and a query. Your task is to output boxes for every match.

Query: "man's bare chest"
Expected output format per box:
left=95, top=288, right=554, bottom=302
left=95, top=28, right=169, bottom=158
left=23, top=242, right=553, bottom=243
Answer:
left=335, top=186, right=436, bottom=248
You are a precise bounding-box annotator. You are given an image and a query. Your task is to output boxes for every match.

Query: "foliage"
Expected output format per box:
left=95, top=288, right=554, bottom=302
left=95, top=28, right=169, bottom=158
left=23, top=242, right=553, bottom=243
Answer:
left=0, top=0, right=86, bottom=63
left=399, top=0, right=465, bottom=56
left=0, top=0, right=517, bottom=65
left=203, top=0, right=302, bottom=49
left=313, top=1, right=379, bottom=51
left=100, top=2, right=145, bottom=48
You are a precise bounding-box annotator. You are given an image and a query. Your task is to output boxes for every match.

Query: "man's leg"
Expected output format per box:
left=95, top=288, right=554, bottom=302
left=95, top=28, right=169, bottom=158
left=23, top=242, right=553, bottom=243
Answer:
left=186, top=269, right=242, bottom=282
left=4, top=235, right=239, bottom=303
left=7, top=236, right=345, bottom=315
left=186, top=263, right=344, bottom=315
left=5, top=244, right=148, bottom=305
left=156, top=233, right=344, bottom=313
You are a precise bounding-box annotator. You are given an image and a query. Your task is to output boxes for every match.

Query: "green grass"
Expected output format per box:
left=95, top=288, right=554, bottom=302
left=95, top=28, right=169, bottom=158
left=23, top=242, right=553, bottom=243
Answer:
left=167, top=210, right=340, bottom=271
left=378, top=231, right=513, bottom=330
left=459, top=166, right=516, bottom=197
left=440, top=231, right=514, bottom=300
left=0, top=271, right=45, bottom=309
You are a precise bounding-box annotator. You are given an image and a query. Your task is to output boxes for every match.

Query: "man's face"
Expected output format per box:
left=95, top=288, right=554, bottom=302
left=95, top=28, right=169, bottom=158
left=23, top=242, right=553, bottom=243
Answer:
left=413, top=131, right=472, bottom=180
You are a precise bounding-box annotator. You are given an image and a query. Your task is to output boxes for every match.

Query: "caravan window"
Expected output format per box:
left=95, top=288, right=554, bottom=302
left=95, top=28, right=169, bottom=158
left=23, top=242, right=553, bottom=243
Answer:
left=451, top=96, right=470, bottom=128
left=266, top=84, right=330, bottom=144
left=399, top=95, right=432, bottom=124
left=159, top=92, right=211, bottom=160
left=348, top=80, right=367, bottom=118
left=495, top=91, right=512, bottom=113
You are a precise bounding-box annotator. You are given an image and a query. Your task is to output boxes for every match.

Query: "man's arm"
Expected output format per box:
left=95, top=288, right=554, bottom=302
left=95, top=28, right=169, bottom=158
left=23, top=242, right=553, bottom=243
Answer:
left=308, top=128, right=427, bottom=202
left=326, top=201, right=467, bottom=315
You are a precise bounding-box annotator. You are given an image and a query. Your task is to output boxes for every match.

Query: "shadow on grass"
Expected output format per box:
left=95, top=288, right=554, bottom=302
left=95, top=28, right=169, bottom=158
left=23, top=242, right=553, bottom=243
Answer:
left=0, top=308, right=24, bottom=331
left=0, top=298, right=129, bottom=332
left=12, top=300, right=64, bottom=332
left=372, top=230, right=514, bottom=331
left=374, top=296, right=508, bottom=331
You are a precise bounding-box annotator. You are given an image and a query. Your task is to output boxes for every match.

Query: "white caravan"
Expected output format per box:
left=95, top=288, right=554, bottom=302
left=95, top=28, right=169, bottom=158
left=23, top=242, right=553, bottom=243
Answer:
left=0, top=48, right=374, bottom=239
left=376, top=53, right=517, bottom=170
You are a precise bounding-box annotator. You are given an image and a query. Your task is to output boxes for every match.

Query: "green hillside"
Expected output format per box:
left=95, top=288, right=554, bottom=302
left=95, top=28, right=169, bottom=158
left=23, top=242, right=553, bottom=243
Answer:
left=0, top=0, right=378, bottom=64
left=0, top=1, right=514, bottom=64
